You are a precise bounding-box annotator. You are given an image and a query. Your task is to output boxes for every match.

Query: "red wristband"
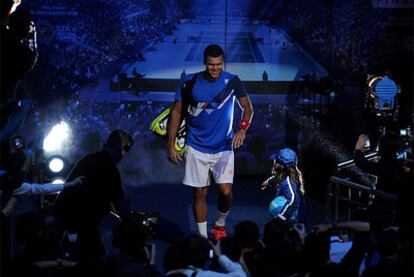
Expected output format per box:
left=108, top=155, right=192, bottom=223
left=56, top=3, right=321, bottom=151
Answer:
left=239, top=119, right=250, bottom=130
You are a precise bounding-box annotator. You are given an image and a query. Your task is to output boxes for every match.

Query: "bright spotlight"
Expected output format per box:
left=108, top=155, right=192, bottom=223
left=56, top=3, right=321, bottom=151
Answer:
left=43, top=121, right=70, bottom=152
left=45, top=155, right=69, bottom=179
left=48, top=157, right=64, bottom=173
left=51, top=178, right=65, bottom=184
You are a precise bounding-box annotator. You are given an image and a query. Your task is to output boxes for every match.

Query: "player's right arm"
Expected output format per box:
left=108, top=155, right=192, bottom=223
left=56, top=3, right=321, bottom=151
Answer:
left=167, top=101, right=183, bottom=165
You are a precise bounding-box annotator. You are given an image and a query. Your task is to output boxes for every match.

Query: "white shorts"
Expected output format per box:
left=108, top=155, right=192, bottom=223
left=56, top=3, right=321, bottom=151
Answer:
left=183, top=145, right=234, bottom=187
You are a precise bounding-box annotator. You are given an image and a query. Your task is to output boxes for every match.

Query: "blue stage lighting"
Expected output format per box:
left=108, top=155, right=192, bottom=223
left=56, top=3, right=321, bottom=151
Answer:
left=366, top=75, right=399, bottom=117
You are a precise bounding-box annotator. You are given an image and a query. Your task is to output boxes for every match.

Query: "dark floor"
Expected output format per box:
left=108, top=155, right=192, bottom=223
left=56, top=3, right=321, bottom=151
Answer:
left=97, top=178, right=329, bottom=268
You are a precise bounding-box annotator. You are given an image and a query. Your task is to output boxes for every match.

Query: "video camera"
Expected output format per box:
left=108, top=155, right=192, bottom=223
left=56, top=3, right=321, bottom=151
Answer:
left=129, top=210, right=160, bottom=239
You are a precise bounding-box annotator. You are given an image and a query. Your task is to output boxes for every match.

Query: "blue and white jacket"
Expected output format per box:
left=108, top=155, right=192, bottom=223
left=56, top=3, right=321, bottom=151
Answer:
left=268, top=176, right=302, bottom=223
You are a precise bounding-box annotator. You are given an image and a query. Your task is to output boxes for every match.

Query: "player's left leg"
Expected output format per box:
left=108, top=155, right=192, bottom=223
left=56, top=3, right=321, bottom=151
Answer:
left=210, top=150, right=234, bottom=240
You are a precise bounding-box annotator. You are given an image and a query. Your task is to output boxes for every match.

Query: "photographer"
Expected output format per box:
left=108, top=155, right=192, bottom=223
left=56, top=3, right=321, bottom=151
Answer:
left=53, top=129, right=135, bottom=261
left=354, top=133, right=405, bottom=194
left=354, top=133, right=412, bottom=231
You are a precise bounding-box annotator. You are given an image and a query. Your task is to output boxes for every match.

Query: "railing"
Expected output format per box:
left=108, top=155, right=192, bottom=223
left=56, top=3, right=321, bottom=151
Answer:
left=327, top=158, right=397, bottom=221
left=336, top=151, right=379, bottom=170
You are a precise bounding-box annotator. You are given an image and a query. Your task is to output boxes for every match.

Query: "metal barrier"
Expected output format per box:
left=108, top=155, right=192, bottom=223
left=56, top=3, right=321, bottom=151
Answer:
left=326, top=175, right=397, bottom=221
left=336, top=151, right=379, bottom=170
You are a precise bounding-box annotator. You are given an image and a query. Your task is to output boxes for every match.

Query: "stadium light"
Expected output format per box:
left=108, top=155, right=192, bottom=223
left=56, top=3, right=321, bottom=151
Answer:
left=51, top=177, right=65, bottom=184
left=47, top=155, right=65, bottom=173
left=43, top=121, right=70, bottom=152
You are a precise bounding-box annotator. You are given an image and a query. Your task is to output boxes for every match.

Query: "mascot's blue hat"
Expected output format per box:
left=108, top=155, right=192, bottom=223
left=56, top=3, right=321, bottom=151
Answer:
left=270, top=148, right=298, bottom=168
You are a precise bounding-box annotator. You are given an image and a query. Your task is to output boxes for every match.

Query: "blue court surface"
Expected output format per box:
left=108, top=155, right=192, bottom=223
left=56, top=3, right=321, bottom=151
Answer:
left=119, top=17, right=327, bottom=81
left=82, top=16, right=328, bottom=107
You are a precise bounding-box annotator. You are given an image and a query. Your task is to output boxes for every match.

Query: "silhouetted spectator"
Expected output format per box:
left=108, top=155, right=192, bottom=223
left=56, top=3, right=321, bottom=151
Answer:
left=10, top=212, right=79, bottom=276
left=263, top=218, right=290, bottom=247
left=258, top=238, right=302, bottom=276
left=0, top=7, right=36, bottom=144
left=9, top=211, right=45, bottom=276
left=0, top=146, right=29, bottom=209
left=97, top=220, right=162, bottom=277
left=180, top=69, right=186, bottom=80
left=362, top=228, right=400, bottom=276
left=163, top=243, right=186, bottom=276
left=262, top=70, right=268, bottom=82
left=1, top=8, right=37, bottom=100
left=219, top=237, right=243, bottom=263
left=0, top=135, right=30, bottom=277
left=164, top=235, right=247, bottom=276
left=305, top=221, right=371, bottom=277
left=234, top=221, right=263, bottom=277
left=1, top=175, right=84, bottom=218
